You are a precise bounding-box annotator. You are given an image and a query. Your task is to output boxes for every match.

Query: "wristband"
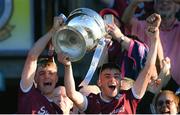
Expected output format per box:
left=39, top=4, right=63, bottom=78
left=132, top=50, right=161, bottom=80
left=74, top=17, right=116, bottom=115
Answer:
left=119, top=36, right=125, bottom=45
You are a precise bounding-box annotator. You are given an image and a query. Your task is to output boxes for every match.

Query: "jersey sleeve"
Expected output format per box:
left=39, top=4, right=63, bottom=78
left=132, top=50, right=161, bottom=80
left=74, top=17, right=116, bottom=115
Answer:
left=123, top=39, right=149, bottom=80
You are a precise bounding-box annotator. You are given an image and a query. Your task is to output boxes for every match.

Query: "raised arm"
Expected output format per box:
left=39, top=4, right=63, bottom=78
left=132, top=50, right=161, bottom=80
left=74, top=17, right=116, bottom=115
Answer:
left=57, top=52, right=86, bottom=111
left=148, top=57, right=171, bottom=94
left=21, top=16, right=64, bottom=90
left=133, top=13, right=161, bottom=98
left=121, top=0, right=152, bottom=27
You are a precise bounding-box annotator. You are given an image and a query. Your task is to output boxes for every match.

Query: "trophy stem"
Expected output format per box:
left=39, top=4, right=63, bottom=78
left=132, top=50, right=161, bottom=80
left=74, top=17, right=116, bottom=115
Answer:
left=79, top=37, right=107, bottom=87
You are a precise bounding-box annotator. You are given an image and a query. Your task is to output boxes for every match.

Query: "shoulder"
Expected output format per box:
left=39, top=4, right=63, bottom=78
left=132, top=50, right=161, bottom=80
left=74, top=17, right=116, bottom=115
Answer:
left=19, top=81, right=35, bottom=94
left=120, top=89, right=141, bottom=100
left=87, top=93, right=100, bottom=101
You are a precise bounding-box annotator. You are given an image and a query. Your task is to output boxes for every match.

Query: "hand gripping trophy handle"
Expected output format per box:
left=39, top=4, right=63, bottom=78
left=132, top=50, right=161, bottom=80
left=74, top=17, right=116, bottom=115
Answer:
left=59, top=13, right=67, bottom=22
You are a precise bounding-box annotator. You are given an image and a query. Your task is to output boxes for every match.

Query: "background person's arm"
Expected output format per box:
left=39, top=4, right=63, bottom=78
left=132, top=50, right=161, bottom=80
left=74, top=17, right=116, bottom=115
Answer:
left=147, top=57, right=171, bottom=94
left=121, top=0, right=153, bottom=29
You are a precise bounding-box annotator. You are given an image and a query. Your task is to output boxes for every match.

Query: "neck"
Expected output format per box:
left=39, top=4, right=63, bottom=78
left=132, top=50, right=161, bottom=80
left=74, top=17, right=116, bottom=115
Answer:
left=100, top=92, right=112, bottom=103
left=42, top=92, right=53, bottom=101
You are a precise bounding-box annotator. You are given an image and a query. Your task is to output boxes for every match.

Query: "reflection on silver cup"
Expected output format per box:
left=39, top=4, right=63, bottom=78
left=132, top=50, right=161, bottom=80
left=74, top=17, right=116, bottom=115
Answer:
left=52, top=8, right=106, bottom=62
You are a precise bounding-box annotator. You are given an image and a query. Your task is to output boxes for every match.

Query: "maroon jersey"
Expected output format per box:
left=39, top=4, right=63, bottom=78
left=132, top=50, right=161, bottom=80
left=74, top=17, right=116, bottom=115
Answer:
left=84, top=89, right=140, bottom=114
left=17, top=84, right=62, bottom=114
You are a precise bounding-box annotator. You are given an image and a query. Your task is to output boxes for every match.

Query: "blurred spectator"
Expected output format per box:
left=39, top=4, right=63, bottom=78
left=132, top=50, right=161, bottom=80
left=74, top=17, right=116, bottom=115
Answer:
left=52, top=86, right=73, bottom=114
left=112, top=0, right=154, bottom=19
left=154, top=90, right=180, bottom=114
left=122, top=0, right=180, bottom=87
left=121, top=1, right=180, bottom=110
left=99, top=8, right=148, bottom=80
left=100, top=0, right=154, bottom=19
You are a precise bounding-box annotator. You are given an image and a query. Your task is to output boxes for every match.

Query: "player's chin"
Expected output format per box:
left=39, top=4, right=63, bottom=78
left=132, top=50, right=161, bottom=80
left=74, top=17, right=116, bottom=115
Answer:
left=43, top=87, right=54, bottom=94
left=109, top=90, right=118, bottom=97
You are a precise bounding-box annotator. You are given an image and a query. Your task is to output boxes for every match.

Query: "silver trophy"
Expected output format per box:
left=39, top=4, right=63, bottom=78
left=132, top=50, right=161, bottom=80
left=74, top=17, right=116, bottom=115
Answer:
left=52, top=8, right=106, bottom=62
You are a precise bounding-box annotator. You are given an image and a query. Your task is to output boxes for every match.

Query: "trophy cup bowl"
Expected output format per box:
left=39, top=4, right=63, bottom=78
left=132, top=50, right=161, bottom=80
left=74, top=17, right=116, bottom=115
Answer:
left=52, top=8, right=106, bottom=62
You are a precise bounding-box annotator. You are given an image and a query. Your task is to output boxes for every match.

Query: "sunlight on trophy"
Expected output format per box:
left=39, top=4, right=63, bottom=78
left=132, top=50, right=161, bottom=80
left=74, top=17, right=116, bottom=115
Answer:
left=52, top=8, right=106, bottom=62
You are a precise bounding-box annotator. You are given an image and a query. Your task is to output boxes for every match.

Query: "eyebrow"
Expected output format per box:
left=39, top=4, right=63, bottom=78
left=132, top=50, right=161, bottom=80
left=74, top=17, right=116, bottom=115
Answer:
left=103, top=73, right=121, bottom=76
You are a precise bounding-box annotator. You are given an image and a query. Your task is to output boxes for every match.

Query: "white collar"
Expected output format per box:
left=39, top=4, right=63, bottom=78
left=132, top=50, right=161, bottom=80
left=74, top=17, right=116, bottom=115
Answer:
left=100, top=92, right=112, bottom=103
left=44, top=95, right=53, bottom=102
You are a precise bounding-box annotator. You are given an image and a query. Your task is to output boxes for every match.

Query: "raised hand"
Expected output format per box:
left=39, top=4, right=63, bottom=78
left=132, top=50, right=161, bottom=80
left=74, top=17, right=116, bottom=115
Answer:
left=161, top=57, right=171, bottom=75
left=145, top=13, right=161, bottom=40
left=57, top=51, right=71, bottom=67
left=106, top=23, right=124, bottom=42
left=146, top=13, right=161, bottom=28
left=52, top=15, right=65, bottom=31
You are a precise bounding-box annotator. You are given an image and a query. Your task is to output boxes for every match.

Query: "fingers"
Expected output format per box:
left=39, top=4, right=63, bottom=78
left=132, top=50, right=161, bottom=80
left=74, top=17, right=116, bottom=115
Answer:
left=146, top=14, right=157, bottom=24
left=104, top=33, right=112, bottom=39
left=149, top=77, right=161, bottom=88
left=146, top=13, right=161, bottom=39
left=105, top=23, right=124, bottom=42
left=155, top=78, right=161, bottom=86
left=104, top=37, right=112, bottom=44
left=146, top=13, right=161, bottom=27
left=53, top=16, right=65, bottom=31
left=162, top=57, right=171, bottom=72
left=164, top=57, right=170, bottom=63
left=162, top=57, right=171, bottom=66
left=147, top=26, right=157, bottom=33
left=105, top=23, right=115, bottom=34
left=57, top=51, right=71, bottom=66
left=146, top=13, right=161, bottom=24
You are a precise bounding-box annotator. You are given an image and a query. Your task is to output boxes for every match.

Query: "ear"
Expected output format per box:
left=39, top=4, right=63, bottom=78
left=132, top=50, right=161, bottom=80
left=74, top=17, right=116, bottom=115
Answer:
left=97, top=78, right=102, bottom=87
left=55, top=74, right=58, bottom=83
left=34, top=74, right=38, bottom=83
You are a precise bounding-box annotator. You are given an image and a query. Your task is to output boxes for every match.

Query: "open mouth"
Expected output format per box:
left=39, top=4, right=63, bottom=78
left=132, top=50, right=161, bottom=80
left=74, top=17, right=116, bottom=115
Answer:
left=44, top=82, right=52, bottom=86
left=108, top=85, right=116, bottom=90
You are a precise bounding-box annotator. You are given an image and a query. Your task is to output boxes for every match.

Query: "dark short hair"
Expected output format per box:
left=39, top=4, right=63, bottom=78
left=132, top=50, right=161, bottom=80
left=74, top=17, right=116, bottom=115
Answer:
left=37, top=57, right=56, bottom=68
left=97, top=62, right=121, bottom=75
